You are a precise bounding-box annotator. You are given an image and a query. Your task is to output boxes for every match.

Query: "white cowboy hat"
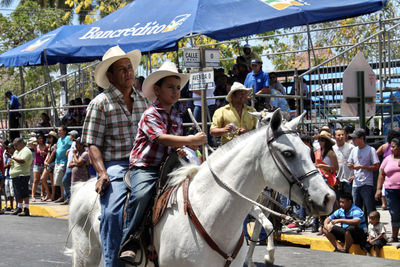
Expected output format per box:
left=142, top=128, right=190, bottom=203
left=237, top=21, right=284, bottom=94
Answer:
left=94, top=46, right=141, bottom=89
left=226, top=82, right=252, bottom=102
left=142, top=62, right=189, bottom=102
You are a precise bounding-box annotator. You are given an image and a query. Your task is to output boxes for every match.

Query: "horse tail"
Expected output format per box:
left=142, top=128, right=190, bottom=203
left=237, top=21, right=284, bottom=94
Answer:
left=167, top=164, right=200, bottom=188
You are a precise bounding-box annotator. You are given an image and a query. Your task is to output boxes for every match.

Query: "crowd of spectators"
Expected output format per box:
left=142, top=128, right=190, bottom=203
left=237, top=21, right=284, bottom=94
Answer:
left=300, top=126, right=400, bottom=256
left=0, top=125, right=93, bottom=215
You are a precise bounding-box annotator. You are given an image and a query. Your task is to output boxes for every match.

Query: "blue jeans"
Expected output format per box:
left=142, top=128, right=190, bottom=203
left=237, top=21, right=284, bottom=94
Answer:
left=385, top=188, right=400, bottom=227
left=99, top=161, right=129, bottom=267
left=62, top=167, right=72, bottom=201
left=120, top=167, right=159, bottom=251
left=352, top=185, right=376, bottom=216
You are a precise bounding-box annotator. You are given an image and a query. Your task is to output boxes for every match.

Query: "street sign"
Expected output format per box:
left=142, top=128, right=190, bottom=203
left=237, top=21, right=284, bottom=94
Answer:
left=183, top=48, right=201, bottom=68
left=189, top=70, right=214, bottom=91
left=341, top=52, right=376, bottom=117
left=204, top=49, right=220, bottom=68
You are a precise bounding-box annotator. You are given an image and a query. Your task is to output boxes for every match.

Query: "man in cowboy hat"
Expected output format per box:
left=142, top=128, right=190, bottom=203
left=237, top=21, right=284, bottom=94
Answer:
left=210, top=82, right=257, bottom=145
left=81, top=45, right=148, bottom=267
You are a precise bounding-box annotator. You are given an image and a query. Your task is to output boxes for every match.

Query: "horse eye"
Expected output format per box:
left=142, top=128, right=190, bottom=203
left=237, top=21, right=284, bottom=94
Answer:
left=282, top=151, right=294, bottom=158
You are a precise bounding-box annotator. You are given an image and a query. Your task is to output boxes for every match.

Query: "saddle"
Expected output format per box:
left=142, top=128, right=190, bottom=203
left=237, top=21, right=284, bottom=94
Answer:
left=121, top=151, right=186, bottom=266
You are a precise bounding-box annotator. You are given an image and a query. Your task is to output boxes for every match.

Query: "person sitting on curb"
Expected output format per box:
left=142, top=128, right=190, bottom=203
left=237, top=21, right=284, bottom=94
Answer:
left=366, top=210, right=387, bottom=257
left=323, top=192, right=368, bottom=253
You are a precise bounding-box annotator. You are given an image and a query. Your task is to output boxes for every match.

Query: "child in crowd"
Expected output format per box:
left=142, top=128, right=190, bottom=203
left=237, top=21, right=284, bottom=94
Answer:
left=3, top=143, right=15, bottom=211
left=119, top=62, right=207, bottom=264
left=366, top=211, right=387, bottom=257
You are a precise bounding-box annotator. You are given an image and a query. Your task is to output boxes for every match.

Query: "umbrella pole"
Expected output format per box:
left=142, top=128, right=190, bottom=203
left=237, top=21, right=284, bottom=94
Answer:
left=43, top=49, right=59, bottom=128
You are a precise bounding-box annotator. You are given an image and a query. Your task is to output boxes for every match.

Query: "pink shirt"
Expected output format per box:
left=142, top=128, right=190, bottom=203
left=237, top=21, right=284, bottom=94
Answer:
left=380, top=155, right=400, bottom=189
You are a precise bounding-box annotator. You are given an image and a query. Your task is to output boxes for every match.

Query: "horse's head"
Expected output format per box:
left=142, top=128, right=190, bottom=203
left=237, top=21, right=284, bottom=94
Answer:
left=260, top=109, right=336, bottom=216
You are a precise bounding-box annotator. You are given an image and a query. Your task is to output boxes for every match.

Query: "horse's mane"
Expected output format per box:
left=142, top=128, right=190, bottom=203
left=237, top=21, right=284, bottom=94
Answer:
left=167, top=163, right=201, bottom=188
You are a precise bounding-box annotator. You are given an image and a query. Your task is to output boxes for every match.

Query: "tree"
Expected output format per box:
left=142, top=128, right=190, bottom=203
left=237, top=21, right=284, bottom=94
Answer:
left=0, top=1, right=68, bottom=126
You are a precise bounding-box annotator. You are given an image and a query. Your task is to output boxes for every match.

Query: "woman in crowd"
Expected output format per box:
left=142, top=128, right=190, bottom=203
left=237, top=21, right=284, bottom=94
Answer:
left=69, top=137, right=90, bottom=186
left=31, top=133, right=48, bottom=202
left=375, top=137, right=400, bottom=242
left=41, top=131, right=57, bottom=201
left=376, top=128, right=400, bottom=209
left=313, top=129, right=339, bottom=234
left=314, top=130, right=339, bottom=186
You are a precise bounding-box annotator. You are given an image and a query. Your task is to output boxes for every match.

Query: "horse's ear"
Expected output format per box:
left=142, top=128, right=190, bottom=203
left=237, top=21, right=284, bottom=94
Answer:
left=270, top=108, right=282, bottom=131
left=249, top=111, right=262, bottom=119
left=286, top=111, right=306, bottom=130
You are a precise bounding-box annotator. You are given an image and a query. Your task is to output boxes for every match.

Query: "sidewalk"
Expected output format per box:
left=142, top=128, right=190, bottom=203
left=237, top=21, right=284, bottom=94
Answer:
left=1, top=199, right=69, bottom=220
left=277, top=207, right=400, bottom=260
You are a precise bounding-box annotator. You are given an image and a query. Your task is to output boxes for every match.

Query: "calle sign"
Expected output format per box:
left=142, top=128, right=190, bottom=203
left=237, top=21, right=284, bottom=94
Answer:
left=183, top=48, right=201, bottom=68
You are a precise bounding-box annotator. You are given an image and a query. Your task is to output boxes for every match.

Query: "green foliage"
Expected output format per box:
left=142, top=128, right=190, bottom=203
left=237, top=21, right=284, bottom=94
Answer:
left=0, top=1, right=68, bottom=125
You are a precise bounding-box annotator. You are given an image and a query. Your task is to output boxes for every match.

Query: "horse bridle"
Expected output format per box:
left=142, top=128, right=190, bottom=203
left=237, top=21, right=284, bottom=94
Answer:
left=266, top=126, right=318, bottom=209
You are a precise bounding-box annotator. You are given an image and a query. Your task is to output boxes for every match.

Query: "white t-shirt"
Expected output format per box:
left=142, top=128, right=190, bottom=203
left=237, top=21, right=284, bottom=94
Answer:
left=333, top=142, right=355, bottom=182
left=193, top=87, right=216, bottom=106
left=66, top=141, right=76, bottom=166
left=368, top=222, right=387, bottom=240
left=348, top=145, right=379, bottom=187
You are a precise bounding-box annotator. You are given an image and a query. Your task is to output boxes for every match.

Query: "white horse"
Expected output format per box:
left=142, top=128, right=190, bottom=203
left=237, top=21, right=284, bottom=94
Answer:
left=69, top=110, right=336, bottom=267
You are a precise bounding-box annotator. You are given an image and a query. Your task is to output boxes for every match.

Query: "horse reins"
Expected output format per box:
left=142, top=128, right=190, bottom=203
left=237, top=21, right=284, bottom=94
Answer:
left=183, top=177, right=244, bottom=267
left=266, top=127, right=318, bottom=210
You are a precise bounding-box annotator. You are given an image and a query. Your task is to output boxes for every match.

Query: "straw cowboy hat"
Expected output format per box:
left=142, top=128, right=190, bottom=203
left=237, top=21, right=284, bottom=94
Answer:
left=142, top=62, right=189, bottom=102
left=314, top=130, right=335, bottom=145
left=94, top=46, right=141, bottom=89
left=226, top=82, right=252, bottom=102
left=45, top=130, right=58, bottom=139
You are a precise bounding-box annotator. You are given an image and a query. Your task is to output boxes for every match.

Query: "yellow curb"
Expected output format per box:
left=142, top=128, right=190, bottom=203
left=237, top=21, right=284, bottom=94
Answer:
left=280, top=233, right=400, bottom=260
left=29, top=205, right=69, bottom=220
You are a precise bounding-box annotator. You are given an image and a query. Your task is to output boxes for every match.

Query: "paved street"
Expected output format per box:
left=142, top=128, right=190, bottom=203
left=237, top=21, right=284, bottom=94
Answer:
left=1, top=214, right=399, bottom=266
left=251, top=244, right=400, bottom=267
left=0, top=215, right=72, bottom=267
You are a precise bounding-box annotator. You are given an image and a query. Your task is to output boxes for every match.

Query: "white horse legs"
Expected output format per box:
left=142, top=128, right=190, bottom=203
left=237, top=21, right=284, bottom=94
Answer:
left=245, top=206, right=275, bottom=267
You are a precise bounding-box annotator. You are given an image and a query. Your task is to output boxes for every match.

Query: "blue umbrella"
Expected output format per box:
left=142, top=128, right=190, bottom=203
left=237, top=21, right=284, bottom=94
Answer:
left=1, top=0, right=388, bottom=66
left=0, top=25, right=87, bottom=67
left=47, top=0, right=387, bottom=62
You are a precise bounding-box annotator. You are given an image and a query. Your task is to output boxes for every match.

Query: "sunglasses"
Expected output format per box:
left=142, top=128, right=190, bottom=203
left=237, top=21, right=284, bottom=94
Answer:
left=318, top=138, right=326, bottom=142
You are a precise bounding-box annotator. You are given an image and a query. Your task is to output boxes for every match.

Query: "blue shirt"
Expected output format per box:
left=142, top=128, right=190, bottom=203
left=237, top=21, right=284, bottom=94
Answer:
left=244, top=70, right=269, bottom=93
left=329, top=204, right=367, bottom=230
left=9, top=94, right=20, bottom=109
left=55, top=136, right=72, bottom=164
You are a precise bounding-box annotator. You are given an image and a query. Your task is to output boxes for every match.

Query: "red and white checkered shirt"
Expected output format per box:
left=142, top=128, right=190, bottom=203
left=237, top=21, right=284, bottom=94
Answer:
left=82, top=86, right=148, bottom=161
left=130, top=101, right=183, bottom=168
